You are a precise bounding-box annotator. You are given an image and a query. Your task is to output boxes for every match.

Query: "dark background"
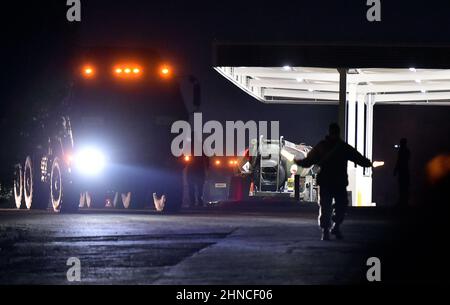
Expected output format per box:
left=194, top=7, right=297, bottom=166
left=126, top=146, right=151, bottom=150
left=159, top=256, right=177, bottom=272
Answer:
left=1, top=0, right=450, bottom=206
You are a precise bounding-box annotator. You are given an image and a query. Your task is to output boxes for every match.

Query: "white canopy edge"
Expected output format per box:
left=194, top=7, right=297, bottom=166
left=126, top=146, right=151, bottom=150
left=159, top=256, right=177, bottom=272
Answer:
left=215, top=66, right=450, bottom=105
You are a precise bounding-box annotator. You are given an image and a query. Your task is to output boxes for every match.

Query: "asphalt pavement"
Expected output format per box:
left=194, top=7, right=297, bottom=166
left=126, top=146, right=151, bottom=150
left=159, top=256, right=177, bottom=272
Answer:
left=0, top=203, right=444, bottom=285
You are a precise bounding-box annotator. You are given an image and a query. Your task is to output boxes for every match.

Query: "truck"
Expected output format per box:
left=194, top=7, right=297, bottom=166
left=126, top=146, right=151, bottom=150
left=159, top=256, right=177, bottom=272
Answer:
left=245, top=136, right=319, bottom=202
left=12, top=47, right=189, bottom=213
left=202, top=156, right=239, bottom=204
left=202, top=136, right=319, bottom=204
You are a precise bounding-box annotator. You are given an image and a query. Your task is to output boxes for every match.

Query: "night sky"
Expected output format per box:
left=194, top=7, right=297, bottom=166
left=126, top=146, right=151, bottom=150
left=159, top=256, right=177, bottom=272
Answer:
left=2, top=0, right=450, bottom=205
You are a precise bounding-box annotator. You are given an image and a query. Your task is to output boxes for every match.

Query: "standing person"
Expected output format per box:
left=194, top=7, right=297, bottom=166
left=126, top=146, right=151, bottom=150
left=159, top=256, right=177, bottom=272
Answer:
left=394, top=138, right=410, bottom=207
left=186, top=155, right=208, bottom=207
left=295, top=123, right=372, bottom=241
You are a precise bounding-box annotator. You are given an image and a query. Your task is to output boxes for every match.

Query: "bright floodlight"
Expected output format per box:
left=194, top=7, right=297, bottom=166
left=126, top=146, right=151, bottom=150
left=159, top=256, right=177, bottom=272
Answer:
left=373, top=161, right=385, bottom=168
left=75, top=147, right=106, bottom=176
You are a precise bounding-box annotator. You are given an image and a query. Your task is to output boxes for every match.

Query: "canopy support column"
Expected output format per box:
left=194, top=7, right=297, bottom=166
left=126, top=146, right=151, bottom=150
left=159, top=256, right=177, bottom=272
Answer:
left=338, top=69, right=348, bottom=140
left=347, top=90, right=375, bottom=206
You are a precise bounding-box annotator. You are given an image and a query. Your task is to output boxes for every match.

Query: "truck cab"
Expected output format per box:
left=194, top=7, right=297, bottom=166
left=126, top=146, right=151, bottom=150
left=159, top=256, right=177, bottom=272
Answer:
left=13, top=47, right=189, bottom=212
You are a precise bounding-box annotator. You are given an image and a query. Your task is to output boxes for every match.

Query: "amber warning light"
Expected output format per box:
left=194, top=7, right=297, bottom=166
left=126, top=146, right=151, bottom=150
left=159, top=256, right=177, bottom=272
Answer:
left=159, top=65, right=172, bottom=78
left=81, top=62, right=172, bottom=79
left=114, top=65, right=142, bottom=78
left=82, top=65, right=95, bottom=78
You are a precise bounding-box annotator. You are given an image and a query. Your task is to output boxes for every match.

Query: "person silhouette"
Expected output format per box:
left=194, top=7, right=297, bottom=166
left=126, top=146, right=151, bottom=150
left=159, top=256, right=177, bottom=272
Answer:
left=394, top=138, right=410, bottom=207
left=186, top=155, right=209, bottom=207
left=295, top=123, right=372, bottom=241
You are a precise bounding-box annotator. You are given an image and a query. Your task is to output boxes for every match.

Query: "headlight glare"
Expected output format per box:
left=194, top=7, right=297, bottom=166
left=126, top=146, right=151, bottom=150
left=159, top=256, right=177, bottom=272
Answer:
left=74, top=147, right=106, bottom=176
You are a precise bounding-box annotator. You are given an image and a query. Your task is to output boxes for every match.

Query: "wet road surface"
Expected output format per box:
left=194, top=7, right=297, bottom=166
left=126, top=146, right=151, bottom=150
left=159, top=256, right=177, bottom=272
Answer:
left=0, top=206, right=421, bottom=284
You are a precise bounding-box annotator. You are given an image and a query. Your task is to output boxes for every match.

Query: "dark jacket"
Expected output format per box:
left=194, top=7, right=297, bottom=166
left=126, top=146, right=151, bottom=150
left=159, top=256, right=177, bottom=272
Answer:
left=296, top=136, right=372, bottom=187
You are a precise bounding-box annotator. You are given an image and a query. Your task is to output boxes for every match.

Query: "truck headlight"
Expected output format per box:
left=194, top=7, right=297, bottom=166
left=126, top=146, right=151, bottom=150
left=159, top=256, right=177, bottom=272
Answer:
left=74, top=147, right=106, bottom=176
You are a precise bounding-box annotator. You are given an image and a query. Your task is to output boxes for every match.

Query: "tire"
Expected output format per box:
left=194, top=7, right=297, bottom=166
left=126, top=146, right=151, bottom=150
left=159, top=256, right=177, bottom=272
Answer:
left=50, top=157, right=78, bottom=213
left=13, top=164, right=23, bottom=209
left=23, top=156, right=47, bottom=210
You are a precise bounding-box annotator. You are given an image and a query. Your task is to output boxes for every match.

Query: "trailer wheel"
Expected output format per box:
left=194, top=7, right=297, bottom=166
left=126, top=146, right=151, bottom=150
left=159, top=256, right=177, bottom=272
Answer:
left=23, top=157, right=33, bottom=209
left=50, top=157, right=78, bottom=213
left=121, top=192, right=132, bottom=209
left=23, top=156, right=47, bottom=209
left=13, top=164, right=23, bottom=209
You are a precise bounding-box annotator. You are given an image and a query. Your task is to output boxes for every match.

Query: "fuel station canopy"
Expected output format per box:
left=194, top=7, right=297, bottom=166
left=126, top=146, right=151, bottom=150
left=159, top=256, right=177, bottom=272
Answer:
left=215, top=66, right=450, bottom=106
left=214, top=43, right=450, bottom=206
